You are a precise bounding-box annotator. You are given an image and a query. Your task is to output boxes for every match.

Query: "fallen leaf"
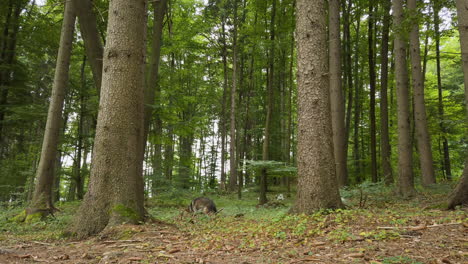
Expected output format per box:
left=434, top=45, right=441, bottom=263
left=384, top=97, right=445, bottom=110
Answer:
left=17, top=254, right=32, bottom=259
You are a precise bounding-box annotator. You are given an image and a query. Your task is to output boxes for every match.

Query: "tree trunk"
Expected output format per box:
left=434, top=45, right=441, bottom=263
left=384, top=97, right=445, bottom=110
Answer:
left=393, top=0, right=416, bottom=197
left=26, top=0, right=76, bottom=220
left=408, top=0, right=436, bottom=186
left=447, top=0, right=468, bottom=209
left=368, top=0, right=378, bottom=183
left=219, top=17, right=228, bottom=191
left=434, top=2, right=452, bottom=180
left=353, top=9, right=362, bottom=180
left=71, top=0, right=148, bottom=238
left=259, top=0, right=277, bottom=205
left=291, top=0, right=343, bottom=213
left=145, top=0, right=167, bottom=195
left=380, top=0, right=393, bottom=185
left=228, top=0, right=238, bottom=192
left=329, top=0, right=348, bottom=187
left=343, top=0, right=353, bottom=161
left=72, top=0, right=103, bottom=92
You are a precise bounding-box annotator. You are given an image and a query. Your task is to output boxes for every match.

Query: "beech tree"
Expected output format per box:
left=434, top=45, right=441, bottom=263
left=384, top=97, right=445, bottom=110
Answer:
left=71, top=0, right=148, bottom=238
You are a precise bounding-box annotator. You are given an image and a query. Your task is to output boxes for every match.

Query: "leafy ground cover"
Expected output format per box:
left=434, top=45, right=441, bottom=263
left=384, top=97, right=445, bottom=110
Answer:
left=0, top=183, right=467, bottom=264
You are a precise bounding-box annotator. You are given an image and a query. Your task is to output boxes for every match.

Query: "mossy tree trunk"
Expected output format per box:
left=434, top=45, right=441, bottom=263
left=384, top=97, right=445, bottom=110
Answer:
left=71, top=0, right=148, bottom=238
left=290, top=0, right=343, bottom=213
left=26, top=0, right=76, bottom=221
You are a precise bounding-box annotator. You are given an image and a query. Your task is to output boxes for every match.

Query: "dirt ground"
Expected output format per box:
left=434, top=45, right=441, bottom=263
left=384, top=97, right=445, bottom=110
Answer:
left=1, top=215, right=467, bottom=264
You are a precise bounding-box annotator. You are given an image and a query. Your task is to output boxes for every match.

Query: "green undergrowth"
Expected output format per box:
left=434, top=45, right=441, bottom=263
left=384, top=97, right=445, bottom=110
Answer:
left=0, top=183, right=466, bottom=246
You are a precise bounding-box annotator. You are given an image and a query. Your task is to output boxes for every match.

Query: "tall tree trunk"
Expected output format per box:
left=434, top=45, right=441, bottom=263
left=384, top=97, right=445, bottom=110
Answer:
left=393, top=0, right=416, bottom=197
left=380, top=0, right=393, bottom=185
left=219, top=18, right=228, bottom=191
left=368, top=0, right=378, bottom=183
left=448, top=0, right=468, bottom=209
left=71, top=0, right=148, bottom=238
left=343, top=0, right=353, bottom=157
left=408, top=0, right=436, bottom=186
left=291, top=0, right=343, bottom=213
left=329, top=0, right=348, bottom=187
left=26, top=1, right=76, bottom=220
left=145, top=0, right=167, bottom=195
left=433, top=2, right=452, bottom=180
left=353, top=9, right=362, bottom=180
left=259, top=0, right=277, bottom=205
left=72, top=0, right=103, bottom=92
left=228, top=0, right=238, bottom=192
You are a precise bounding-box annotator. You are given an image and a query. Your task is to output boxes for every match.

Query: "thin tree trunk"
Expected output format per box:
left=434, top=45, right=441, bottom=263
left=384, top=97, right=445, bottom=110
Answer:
left=343, top=0, right=353, bottom=156
left=26, top=1, right=76, bottom=219
left=380, top=0, right=393, bottom=185
left=393, top=0, right=416, bottom=197
left=145, top=0, right=167, bottom=195
left=229, top=0, right=238, bottom=192
left=260, top=0, right=277, bottom=205
left=368, top=0, right=378, bottom=183
left=329, top=0, right=348, bottom=187
left=72, top=0, right=103, bottom=92
left=433, top=2, right=452, bottom=180
left=408, top=0, right=436, bottom=186
left=219, top=18, right=228, bottom=191
left=353, top=9, right=362, bottom=180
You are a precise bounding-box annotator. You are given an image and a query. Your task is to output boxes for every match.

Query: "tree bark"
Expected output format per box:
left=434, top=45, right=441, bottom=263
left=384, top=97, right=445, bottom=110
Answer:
left=434, top=2, right=452, bottom=180
left=447, top=0, right=468, bottom=209
left=291, top=0, right=343, bottom=213
left=380, top=0, right=393, bottom=185
left=353, top=9, right=362, bottom=180
left=408, top=0, right=436, bottom=186
left=27, top=0, right=76, bottom=219
left=228, top=0, right=238, bottom=192
left=259, top=0, right=277, bottom=205
left=145, top=0, right=167, bottom=195
left=73, top=0, right=103, bottom=92
left=219, top=18, right=228, bottom=191
left=368, top=0, right=378, bottom=183
left=329, top=0, right=348, bottom=187
left=71, top=0, right=148, bottom=238
left=393, top=0, right=416, bottom=197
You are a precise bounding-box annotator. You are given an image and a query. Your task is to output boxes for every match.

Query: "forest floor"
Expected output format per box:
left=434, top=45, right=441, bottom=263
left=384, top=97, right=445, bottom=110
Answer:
left=0, top=183, right=467, bottom=264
